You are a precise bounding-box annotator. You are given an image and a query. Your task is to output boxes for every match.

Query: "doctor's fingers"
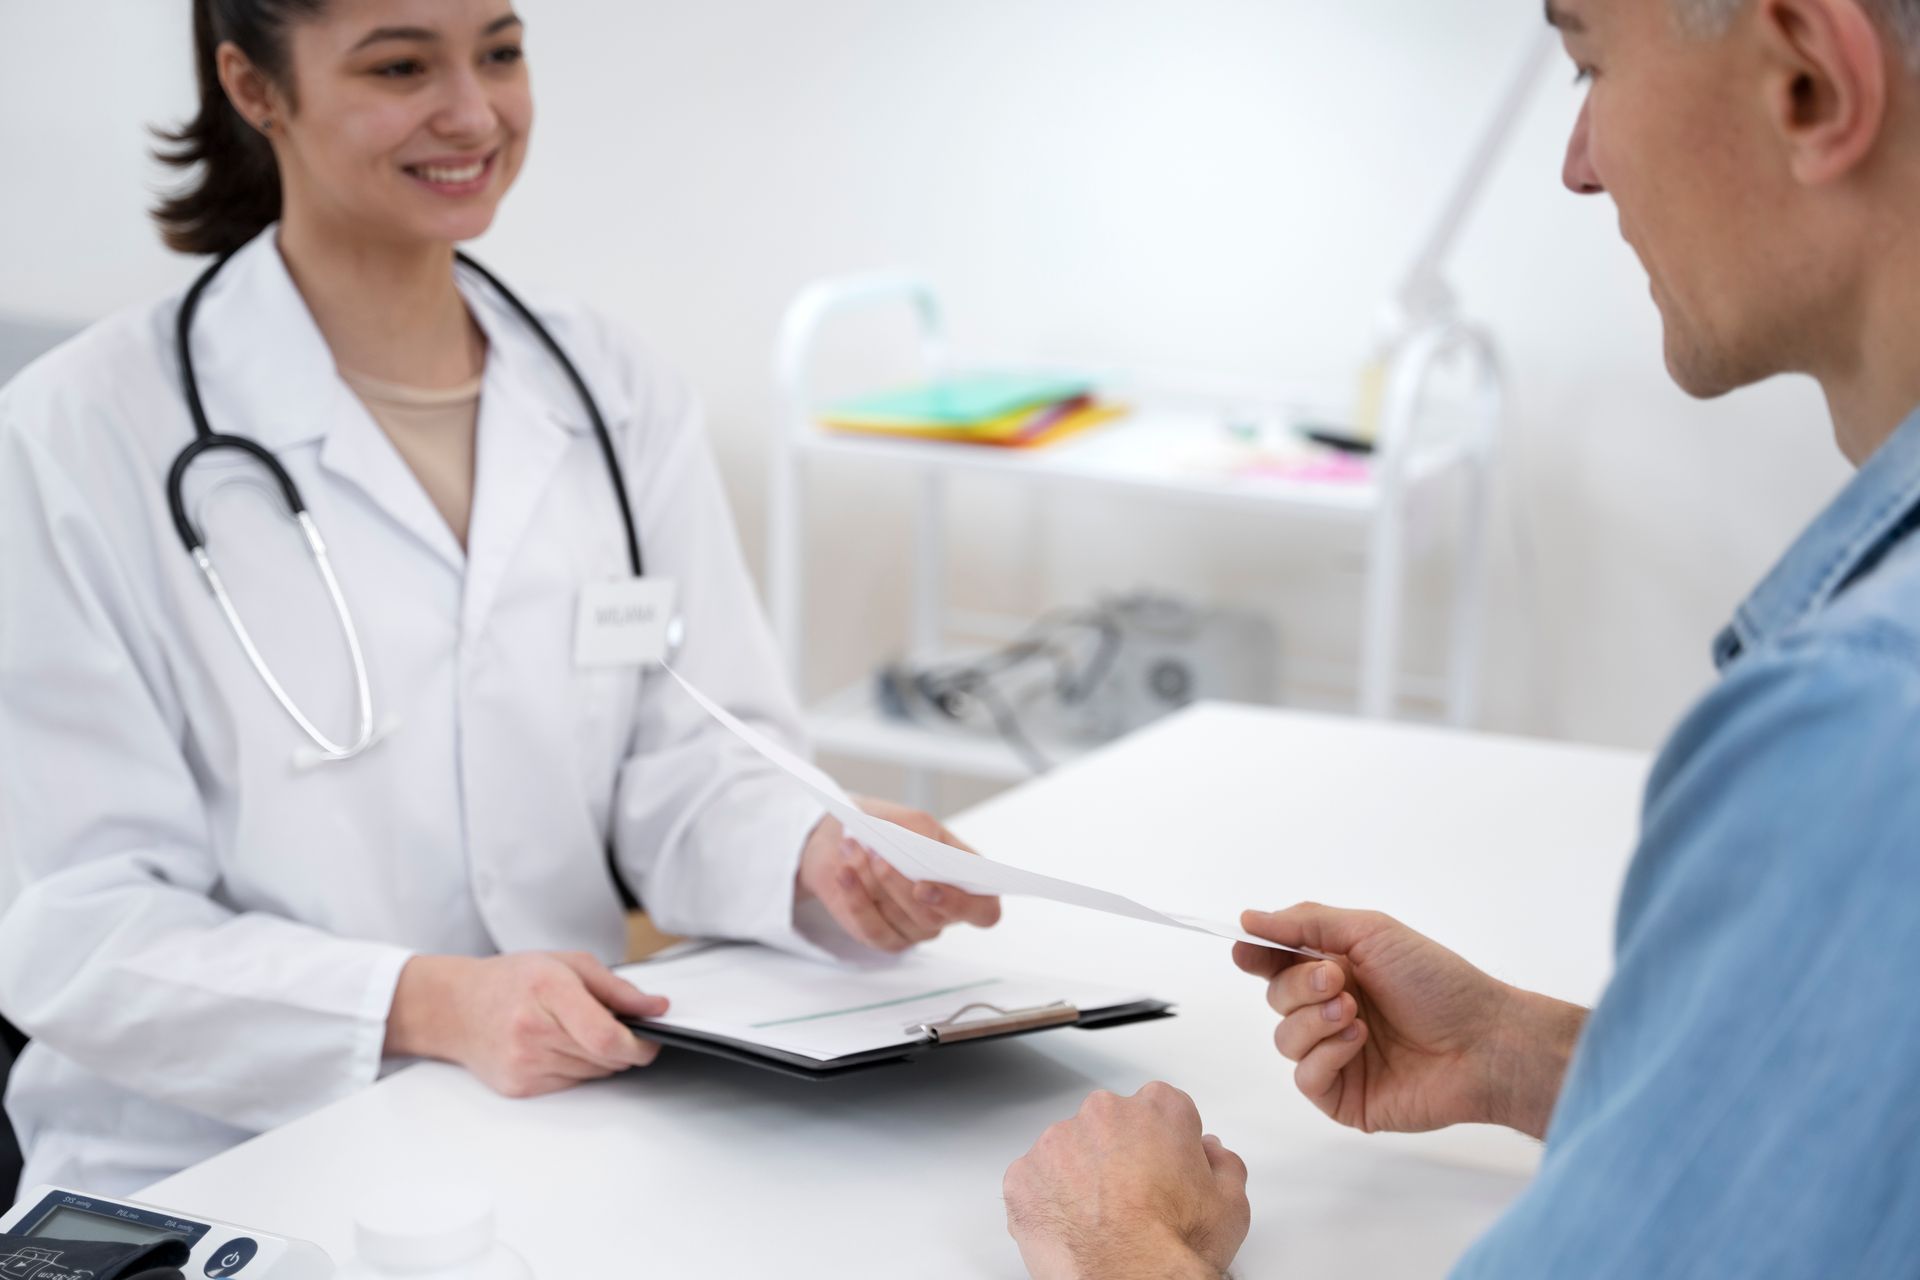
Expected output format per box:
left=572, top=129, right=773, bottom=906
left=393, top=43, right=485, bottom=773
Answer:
left=517, top=1066, right=623, bottom=1097
left=897, top=872, right=1002, bottom=930
left=852, top=850, right=943, bottom=945
left=920, top=817, right=976, bottom=855
left=541, top=1052, right=628, bottom=1083
left=541, top=977, right=662, bottom=1069
left=862, top=848, right=951, bottom=936
left=486, top=1044, right=622, bottom=1099
left=920, top=884, right=1002, bottom=929
left=878, top=865, right=1001, bottom=931
left=552, top=951, right=671, bottom=1020
left=830, top=860, right=917, bottom=951
left=861, top=841, right=1002, bottom=930
left=854, top=798, right=978, bottom=855
left=550, top=1031, right=663, bottom=1075
left=543, top=1009, right=663, bottom=1071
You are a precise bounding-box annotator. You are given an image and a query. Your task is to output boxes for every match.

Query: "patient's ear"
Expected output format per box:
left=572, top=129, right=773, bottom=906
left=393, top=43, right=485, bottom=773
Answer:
left=1754, top=0, right=1890, bottom=184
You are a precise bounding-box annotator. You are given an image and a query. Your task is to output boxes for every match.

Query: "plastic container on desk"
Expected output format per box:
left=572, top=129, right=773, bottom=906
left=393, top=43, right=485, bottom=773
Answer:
left=336, top=1185, right=532, bottom=1280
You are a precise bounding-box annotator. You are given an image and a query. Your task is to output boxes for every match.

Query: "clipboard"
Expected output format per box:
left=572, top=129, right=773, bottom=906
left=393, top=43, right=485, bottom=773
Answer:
left=623, top=996, right=1175, bottom=1081
left=611, top=944, right=1174, bottom=1082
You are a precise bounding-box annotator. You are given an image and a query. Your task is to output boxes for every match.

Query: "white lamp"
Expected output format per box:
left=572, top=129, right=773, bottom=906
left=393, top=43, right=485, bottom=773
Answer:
left=1354, top=28, right=1559, bottom=439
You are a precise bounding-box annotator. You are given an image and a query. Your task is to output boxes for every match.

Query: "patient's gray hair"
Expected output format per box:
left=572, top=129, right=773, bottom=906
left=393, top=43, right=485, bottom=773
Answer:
left=1674, top=0, right=1920, bottom=59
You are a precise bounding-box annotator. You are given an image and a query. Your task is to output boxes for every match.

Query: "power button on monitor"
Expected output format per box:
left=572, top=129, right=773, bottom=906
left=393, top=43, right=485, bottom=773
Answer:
left=205, top=1237, right=257, bottom=1277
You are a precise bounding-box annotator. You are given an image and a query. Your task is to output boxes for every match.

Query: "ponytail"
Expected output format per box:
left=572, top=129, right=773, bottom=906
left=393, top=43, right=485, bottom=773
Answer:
left=151, top=0, right=325, bottom=257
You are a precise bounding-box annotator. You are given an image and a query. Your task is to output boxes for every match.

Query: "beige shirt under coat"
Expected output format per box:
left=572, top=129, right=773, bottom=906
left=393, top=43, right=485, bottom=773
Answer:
left=339, top=366, right=482, bottom=547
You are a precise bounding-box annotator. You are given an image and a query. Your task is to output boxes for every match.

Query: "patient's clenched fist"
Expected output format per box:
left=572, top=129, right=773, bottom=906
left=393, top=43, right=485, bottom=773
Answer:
left=1004, top=1083, right=1249, bottom=1280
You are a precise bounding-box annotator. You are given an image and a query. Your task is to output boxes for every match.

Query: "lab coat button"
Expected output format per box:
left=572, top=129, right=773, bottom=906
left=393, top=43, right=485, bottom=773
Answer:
left=204, top=1237, right=257, bottom=1276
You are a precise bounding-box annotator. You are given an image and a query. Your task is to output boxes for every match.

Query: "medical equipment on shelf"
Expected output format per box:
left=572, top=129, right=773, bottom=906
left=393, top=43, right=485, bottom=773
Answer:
left=166, top=248, right=658, bottom=766
left=0, top=1186, right=332, bottom=1279
left=877, top=593, right=1277, bottom=772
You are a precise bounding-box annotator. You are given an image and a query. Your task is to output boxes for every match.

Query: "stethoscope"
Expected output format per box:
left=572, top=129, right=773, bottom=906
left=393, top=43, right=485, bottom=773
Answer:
left=168, top=247, right=646, bottom=766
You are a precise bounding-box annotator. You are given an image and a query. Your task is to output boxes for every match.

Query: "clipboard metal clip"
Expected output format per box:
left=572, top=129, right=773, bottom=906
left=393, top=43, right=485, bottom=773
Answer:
left=910, top=1000, right=1079, bottom=1044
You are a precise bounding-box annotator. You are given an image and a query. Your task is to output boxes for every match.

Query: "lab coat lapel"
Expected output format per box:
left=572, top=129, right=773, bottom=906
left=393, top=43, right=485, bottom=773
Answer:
left=460, top=355, right=575, bottom=641
left=185, top=231, right=337, bottom=452
left=194, top=230, right=467, bottom=573
left=316, top=394, right=468, bottom=574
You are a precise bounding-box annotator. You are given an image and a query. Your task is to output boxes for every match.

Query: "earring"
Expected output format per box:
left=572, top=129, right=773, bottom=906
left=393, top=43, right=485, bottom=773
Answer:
left=258, top=117, right=273, bottom=133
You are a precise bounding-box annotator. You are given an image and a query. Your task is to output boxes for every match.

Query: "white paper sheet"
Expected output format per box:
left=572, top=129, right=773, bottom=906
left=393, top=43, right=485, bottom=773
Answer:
left=665, top=666, right=1316, bottom=956
left=618, top=944, right=1154, bottom=1063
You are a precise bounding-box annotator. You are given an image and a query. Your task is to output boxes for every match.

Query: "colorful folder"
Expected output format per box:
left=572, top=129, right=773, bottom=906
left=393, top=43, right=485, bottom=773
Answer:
left=820, top=373, right=1122, bottom=449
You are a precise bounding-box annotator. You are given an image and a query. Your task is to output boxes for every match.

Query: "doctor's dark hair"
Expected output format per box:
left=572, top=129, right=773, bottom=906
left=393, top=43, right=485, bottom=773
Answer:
left=151, top=0, right=328, bottom=256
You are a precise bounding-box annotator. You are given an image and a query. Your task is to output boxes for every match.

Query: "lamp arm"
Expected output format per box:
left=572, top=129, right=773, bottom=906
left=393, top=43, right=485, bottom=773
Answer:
left=1389, top=27, right=1560, bottom=331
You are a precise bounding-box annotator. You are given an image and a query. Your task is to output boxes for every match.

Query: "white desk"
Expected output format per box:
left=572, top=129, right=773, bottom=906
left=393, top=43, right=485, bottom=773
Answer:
left=141, top=704, right=1649, bottom=1276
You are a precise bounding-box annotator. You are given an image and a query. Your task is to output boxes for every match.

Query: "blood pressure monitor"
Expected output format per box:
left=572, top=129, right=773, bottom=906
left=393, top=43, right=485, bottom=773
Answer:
left=0, top=1186, right=331, bottom=1278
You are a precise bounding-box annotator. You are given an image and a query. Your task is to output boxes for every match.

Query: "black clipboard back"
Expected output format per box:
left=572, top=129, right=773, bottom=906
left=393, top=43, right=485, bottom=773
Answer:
left=621, top=998, right=1174, bottom=1081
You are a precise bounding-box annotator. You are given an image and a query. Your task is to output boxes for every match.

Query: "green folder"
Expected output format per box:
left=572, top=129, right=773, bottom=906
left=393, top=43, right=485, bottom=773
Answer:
left=824, top=373, right=1093, bottom=427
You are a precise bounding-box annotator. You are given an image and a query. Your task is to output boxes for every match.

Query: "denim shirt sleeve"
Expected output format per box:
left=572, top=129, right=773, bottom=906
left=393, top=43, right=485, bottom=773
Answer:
left=1451, top=622, right=1920, bottom=1279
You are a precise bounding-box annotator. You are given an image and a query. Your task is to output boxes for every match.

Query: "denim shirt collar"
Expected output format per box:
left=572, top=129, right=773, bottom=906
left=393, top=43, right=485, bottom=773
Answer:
left=1714, top=404, right=1920, bottom=670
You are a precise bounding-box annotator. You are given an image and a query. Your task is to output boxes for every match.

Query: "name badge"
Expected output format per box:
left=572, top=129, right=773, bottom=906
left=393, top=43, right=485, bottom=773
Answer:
left=575, top=579, right=680, bottom=668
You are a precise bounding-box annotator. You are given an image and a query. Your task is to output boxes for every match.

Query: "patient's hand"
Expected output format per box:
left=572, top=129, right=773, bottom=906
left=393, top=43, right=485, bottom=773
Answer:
left=1003, top=1083, right=1249, bottom=1280
left=1236, top=903, right=1586, bottom=1140
left=797, top=797, right=1002, bottom=952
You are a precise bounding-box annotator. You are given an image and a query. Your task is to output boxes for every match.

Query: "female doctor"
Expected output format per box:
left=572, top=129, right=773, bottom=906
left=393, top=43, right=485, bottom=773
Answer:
left=0, top=0, right=1000, bottom=1194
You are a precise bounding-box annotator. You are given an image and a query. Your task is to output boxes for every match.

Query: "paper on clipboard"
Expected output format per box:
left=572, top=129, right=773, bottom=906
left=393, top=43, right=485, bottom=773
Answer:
left=664, top=665, right=1315, bottom=956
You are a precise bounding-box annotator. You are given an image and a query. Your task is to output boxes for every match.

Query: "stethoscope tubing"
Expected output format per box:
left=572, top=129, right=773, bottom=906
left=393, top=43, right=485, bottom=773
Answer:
left=452, top=252, right=643, bottom=580
left=168, top=245, right=645, bottom=764
left=168, top=247, right=642, bottom=574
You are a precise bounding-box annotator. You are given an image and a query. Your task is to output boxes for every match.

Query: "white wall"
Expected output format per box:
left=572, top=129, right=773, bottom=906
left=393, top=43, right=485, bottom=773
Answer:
left=0, top=0, right=1854, bottom=772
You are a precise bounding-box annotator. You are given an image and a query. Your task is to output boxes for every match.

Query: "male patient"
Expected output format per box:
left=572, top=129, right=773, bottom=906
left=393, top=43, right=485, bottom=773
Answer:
left=1002, top=0, right=1920, bottom=1274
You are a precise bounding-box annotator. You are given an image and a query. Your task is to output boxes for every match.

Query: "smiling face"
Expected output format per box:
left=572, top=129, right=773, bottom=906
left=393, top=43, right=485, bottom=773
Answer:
left=261, top=0, right=532, bottom=248
left=1554, top=0, right=1838, bottom=397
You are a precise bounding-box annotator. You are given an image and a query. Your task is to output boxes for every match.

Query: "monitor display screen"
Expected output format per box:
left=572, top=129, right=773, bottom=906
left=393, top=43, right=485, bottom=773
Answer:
left=27, top=1205, right=184, bottom=1247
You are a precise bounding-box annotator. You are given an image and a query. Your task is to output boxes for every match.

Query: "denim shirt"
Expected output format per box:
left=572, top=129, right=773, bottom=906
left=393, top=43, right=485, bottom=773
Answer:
left=1454, top=409, right=1920, bottom=1278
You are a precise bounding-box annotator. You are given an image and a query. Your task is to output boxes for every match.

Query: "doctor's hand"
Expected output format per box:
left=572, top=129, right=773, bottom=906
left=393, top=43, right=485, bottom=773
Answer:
left=1234, top=904, right=1586, bottom=1141
left=797, top=798, right=1003, bottom=953
left=386, top=952, right=669, bottom=1098
left=1003, top=1083, right=1250, bottom=1280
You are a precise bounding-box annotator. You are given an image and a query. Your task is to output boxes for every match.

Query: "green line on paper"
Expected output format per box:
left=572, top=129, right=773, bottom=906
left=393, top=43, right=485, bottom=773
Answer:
left=750, top=978, right=1003, bottom=1028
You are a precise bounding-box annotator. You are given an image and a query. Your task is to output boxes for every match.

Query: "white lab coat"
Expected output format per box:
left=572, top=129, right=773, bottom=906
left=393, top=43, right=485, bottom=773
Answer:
left=0, top=231, right=831, bottom=1194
